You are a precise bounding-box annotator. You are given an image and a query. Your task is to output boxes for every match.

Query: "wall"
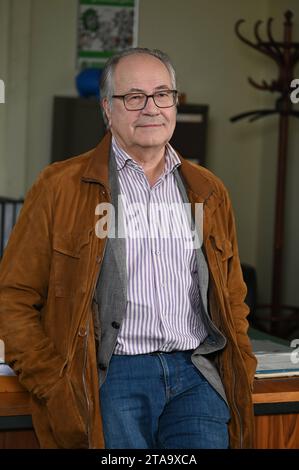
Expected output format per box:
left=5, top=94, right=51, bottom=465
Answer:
left=0, top=0, right=77, bottom=198
left=0, top=0, right=9, bottom=193
left=25, top=0, right=78, bottom=189
left=1, top=0, right=32, bottom=198
left=139, top=0, right=269, bottom=267
left=0, top=0, right=298, bottom=309
left=256, top=0, right=299, bottom=307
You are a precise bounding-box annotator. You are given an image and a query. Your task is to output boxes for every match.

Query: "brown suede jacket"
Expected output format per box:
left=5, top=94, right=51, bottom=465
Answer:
left=0, top=132, right=257, bottom=448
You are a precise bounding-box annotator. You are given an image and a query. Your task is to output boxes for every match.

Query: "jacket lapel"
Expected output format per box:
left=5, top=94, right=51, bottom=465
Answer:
left=176, top=162, right=223, bottom=243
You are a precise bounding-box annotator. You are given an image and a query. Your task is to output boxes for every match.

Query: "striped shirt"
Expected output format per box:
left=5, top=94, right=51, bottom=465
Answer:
left=112, top=136, right=208, bottom=355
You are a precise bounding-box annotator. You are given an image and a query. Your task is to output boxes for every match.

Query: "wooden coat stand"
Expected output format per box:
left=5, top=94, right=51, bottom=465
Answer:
left=230, top=10, right=299, bottom=337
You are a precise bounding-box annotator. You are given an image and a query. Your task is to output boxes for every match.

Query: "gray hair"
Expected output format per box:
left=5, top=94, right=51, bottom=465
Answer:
left=100, top=47, right=177, bottom=125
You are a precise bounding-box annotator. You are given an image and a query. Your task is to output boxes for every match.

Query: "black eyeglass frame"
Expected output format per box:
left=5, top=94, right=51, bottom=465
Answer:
left=111, top=90, right=178, bottom=111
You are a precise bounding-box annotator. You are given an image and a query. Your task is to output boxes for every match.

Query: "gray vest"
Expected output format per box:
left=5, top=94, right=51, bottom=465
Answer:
left=95, top=150, right=227, bottom=402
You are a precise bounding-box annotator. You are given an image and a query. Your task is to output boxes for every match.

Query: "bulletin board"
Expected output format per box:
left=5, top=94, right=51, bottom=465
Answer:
left=77, top=0, right=139, bottom=69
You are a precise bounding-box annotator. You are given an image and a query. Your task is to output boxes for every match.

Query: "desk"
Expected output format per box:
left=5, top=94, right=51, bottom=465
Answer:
left=1, top=375, right=299, bottom=449
left=0, top=375, right=39, bottom=448
left=252, top=377, right=299, bottom=448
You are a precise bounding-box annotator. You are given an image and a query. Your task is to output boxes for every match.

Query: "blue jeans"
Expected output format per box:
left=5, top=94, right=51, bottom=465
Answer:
left=99, top=350, right=230, bottom=449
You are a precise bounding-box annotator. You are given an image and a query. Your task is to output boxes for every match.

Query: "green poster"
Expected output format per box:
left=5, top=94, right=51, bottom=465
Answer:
left=77, top=0, right=139, bottom=69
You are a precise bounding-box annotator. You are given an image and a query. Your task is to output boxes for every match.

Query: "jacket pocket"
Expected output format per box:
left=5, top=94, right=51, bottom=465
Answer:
left=240, top=347, right=258, bottom=391
left=53, top=230, right=92, bottom=297
left=212, top=235, right=233, bottom=261
left=210, top=234, right=233, bottom=286
left=45, top=374, right=89, bottom=448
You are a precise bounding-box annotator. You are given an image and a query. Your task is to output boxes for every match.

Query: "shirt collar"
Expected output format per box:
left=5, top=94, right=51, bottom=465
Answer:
left=111, top=136, right=181, bottom=175
left=111, top=136, right=132, bottom=171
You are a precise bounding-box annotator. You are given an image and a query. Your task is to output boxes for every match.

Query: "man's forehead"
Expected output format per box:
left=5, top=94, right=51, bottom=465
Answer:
left=114, top=54, right=172, bottom=88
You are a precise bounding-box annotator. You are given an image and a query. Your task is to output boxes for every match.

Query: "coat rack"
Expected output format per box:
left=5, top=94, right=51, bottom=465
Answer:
left=230, top=10, right=299, bottom=337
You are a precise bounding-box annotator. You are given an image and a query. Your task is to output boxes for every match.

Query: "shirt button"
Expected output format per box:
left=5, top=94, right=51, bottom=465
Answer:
left=155, top=250, right=160, bottom=255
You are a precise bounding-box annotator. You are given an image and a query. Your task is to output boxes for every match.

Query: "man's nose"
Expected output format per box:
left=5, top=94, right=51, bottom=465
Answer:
left=142, top=96, right=160, bottom=113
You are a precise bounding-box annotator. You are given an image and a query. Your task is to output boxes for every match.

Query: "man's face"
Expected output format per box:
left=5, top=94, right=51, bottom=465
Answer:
left=103, top=54, right=177, bottom=156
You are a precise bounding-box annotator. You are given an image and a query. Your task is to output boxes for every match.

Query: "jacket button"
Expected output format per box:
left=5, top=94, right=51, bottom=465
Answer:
left=78, top=326, right=87, bottom=337
left=96, top=255, right=102, bottom=263
left=99, top=363, right=107, bottom=371
left=111, top=321, right=120, bottom=329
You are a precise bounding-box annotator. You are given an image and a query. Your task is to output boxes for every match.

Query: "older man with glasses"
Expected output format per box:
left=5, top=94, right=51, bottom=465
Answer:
left=0, top=47, right=256, bottom=450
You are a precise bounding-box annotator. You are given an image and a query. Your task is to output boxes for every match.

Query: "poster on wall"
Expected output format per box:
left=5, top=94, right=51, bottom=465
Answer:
left=77, top=0, right=139, bottom=70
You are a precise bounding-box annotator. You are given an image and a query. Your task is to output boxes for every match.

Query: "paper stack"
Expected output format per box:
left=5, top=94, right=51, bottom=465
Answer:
left=251, top=339, right=299, bottom=378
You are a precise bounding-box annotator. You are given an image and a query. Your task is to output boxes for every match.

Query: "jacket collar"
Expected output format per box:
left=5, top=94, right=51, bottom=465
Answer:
left=177, top=157, right=215, bottom=202
left=81, top=131, right=112, bottom=190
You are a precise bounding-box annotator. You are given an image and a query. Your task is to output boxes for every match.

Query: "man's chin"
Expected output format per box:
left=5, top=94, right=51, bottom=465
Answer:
left=136, top=136, right=168, bottom=149
left=135, top=128, right=171, bottom=144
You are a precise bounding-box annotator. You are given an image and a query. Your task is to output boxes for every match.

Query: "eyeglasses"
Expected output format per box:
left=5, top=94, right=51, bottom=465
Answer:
left=112, top=90, right=178, bottom=111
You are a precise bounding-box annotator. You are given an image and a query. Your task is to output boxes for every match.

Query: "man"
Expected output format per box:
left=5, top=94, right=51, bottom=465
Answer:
left=0, top=47, right=256, bottom=449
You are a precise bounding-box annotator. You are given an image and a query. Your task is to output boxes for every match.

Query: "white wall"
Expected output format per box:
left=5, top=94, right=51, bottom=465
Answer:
left=0, top=0, right=298, bottom=309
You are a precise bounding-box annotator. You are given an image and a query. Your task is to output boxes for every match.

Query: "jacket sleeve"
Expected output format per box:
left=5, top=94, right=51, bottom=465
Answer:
left=224, top=189, right=257, bottom=390
left=0, top=171, right=65, bottom=399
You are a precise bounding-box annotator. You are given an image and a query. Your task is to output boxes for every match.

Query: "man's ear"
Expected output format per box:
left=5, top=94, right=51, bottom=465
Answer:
left=102, top=98, right=112, bottom=127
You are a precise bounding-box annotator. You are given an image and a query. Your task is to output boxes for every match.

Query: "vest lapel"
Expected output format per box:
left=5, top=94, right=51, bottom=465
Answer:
left=107, top=149, right=127, bottom=298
